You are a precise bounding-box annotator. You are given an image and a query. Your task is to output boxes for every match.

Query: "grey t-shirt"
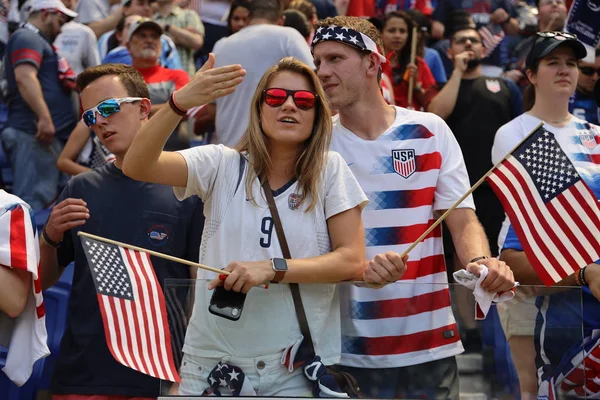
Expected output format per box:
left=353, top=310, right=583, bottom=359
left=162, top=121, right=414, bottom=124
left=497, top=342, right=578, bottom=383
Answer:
left=212, top=24, right=314, bottom=147
left=75, top=0, right=110, bottom=25
left=54, top=21, right=101, bottom=76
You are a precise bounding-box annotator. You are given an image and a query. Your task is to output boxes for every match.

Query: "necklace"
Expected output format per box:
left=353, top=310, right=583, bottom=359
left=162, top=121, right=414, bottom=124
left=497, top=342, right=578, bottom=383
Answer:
left=528, top=112, right=572, bottom=126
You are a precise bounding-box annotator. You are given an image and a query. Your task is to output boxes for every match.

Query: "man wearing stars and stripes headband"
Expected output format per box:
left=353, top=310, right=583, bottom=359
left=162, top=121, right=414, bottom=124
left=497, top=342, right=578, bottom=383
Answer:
left=311, top=24, right=388, bottom=64
left=312, top=16, right=516, bottom=399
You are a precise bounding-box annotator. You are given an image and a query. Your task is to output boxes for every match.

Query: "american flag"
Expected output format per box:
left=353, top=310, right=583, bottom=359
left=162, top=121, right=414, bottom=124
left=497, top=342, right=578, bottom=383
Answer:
left=486, top=126, right=600, bottom=286
left=81, top=237, right=181, bottom=382
left=538, top=332, right=600, bottom=398
left=0, top=192, right=49, bottom=386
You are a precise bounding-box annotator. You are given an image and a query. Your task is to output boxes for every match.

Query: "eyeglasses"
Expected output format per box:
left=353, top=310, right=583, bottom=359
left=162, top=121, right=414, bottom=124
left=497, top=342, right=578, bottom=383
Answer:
left=82, top=97, right=142, bottom=127
left=262, top=88, right=318, bottom=110
left=453, top=36, right=481, bottom=45
left=536, top=31, right=577, bottom=39
left=579, top=66, right=600, bottom=76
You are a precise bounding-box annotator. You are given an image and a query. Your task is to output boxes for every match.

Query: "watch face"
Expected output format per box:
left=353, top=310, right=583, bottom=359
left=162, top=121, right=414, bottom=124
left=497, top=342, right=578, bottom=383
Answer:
left=273, top=258, right=288, bottom=271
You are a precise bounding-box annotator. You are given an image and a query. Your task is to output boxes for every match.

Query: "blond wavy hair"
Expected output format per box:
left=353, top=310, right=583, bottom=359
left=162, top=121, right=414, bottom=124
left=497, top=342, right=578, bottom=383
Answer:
left=236, top=57, right=332, bottom=212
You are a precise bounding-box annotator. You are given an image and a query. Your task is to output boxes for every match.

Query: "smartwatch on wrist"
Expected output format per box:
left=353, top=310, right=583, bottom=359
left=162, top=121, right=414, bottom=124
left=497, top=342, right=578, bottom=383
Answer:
left=271, top=258, right=288, bottom=283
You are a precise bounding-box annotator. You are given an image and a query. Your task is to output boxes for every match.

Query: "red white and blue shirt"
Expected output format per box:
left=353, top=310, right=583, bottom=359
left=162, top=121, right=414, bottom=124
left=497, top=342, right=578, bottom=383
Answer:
left=331, top=106, right=474, bottom=368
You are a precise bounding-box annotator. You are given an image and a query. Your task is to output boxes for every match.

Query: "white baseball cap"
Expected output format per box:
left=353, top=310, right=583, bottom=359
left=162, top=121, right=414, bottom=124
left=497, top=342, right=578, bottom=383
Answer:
left=24, top=0, right=78, bottom=19
left=127, top=18, right=163, bottom=42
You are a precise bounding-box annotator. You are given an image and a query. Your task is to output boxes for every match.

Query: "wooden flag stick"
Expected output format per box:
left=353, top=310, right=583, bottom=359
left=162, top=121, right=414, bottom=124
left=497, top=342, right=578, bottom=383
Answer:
left=77, top=231, right=229, bottom=276
left=400, top=121, right=545, bottom=258
left=406, top=26, right=418, bottom=108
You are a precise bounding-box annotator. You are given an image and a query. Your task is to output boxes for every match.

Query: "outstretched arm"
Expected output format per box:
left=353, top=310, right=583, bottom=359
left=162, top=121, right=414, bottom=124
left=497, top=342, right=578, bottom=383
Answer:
left=122, top=54, right=245, bottom=187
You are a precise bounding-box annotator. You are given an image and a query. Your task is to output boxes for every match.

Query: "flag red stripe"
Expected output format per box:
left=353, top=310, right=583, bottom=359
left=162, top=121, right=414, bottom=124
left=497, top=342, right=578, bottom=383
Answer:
left=571, top=183, right=600, bottom=230
left=487, top=169, right=557, bottom=285
left=34, top=277, right=45, bottom=318
left=125, top=249, right=156, bottom=377
left=139, top=251, right=179, bottom=381
left=401, top=254, right=446, bottom=280
left=9, top=205, right=27, bottom=270
left=495, top=164, right=566, bottom=279
left=503, top=161, right=579, bottom=277
left=132, top=250, right=163, bottom=378
left=357, top=323, right=461, bottom=356
left=118, top=297, right=144, bottom=373
left=563, top=185, right=600, bottom=251
left=548, top=195, right=596, bottom=263
left=101, top=295, right=127, bottom=367
left=125, top=250, right=154, bottom=377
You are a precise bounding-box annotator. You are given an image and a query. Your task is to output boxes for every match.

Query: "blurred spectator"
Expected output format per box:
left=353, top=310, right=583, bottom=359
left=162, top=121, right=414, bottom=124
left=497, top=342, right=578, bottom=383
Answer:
left=57, top=121, right=115, bottom=176
left=226, top=0, right=250, bottom=34
left=288, top=0, right=316, bottom=40
left=40, top=63, right=203, bottom=399
left=210, top=0, right=313, bottom=146
left=283, top=9, right=311, bottom=41
left=190, top=0, right=229, bottom=63
left=307, top=0, right=337, bottom=19
left=376, top=0, right=433, bottom=18
left=54, top=0, right=101, bottom=75
left=102, top=13, right=184, bottom=69
left=569, top=48, right=600, bottom=125
left=381, top=11, right=437, bottom=109
left=432, top=0, right=520, bottom=76
left=128, top=18, right=190, bottom=149
left=98, top=0, right=154, bottom=57
left=504, top=0, right=569, bottom=89
left=2, top=0, right=78, bottom=211
left=405, top=9, right=447, bottom=84
left=76, top=0, right=123, bottom=38
left=432, top=10, right=475, bottom=77
left=429, top=26, right=522, bottom=255
left=154, top=0, right=205, bottom=77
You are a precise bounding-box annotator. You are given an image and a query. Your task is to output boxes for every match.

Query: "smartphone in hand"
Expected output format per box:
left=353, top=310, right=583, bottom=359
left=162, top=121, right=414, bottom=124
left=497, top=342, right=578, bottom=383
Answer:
left=208, top=286, right=247, bottom=321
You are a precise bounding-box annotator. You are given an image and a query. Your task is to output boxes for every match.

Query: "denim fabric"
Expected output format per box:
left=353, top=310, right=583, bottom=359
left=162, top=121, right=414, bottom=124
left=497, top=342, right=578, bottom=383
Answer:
left=1, top=126, right=63, bottom=211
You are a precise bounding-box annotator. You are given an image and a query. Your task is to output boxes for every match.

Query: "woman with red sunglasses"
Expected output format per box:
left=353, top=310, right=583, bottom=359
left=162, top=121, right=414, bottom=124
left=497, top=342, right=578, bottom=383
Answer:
left=122, top=55, right=368, bottom=395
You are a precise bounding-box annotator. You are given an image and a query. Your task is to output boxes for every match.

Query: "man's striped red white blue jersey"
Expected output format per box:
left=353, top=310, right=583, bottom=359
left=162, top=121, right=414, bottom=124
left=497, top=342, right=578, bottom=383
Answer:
left=331, top=107, right=474, bottom=368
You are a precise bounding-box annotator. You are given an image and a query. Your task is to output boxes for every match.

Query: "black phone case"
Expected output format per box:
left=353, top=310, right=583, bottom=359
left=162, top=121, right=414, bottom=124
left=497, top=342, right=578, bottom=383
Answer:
left=208, top=286, right=247, bottom=321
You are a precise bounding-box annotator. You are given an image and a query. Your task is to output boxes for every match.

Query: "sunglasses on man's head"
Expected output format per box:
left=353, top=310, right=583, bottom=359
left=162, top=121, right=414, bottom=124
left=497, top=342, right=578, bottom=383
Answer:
left=262, top=88, right=318, bottom=110
left=579, top=66, right=600, bottom=76
left=82, top=97, right=143, bottom=127
left=536, top=31, right=577, bottom=40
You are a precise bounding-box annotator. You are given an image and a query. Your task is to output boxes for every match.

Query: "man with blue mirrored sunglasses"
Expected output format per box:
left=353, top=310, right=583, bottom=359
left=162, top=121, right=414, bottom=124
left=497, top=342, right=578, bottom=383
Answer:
left=39, top=60, right=243, bottom=399
left=81, top=97, right=143, bottom=127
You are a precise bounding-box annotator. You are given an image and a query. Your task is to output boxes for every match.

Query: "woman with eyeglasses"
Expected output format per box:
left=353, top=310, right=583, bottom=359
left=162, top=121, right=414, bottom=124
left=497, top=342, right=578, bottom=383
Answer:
left=122, top=55, right=368, bottom=395
left=492, top=31, right=600, bottom=399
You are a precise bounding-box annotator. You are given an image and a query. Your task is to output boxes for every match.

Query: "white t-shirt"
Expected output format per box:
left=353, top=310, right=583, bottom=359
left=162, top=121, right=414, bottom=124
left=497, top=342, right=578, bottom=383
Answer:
left=330, top=106, right=474, bottom=368
left=76, top=0, right=110, bottom=25
left=212, top=24, right=314, bottom=147
left=54, top=21, right=101, bottom=76
left=492, top=113, right=600, bottom=250
left=174, top=145, right=368, bottom=363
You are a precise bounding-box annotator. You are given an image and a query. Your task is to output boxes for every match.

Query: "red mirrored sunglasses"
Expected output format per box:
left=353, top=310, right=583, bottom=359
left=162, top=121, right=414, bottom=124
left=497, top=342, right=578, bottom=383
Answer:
left=262, top=88, right=318, bottom=110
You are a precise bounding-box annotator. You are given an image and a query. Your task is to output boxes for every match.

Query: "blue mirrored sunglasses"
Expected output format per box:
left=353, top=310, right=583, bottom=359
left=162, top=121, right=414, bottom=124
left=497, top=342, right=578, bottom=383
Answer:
left=81, top=97, right=143, bottom=127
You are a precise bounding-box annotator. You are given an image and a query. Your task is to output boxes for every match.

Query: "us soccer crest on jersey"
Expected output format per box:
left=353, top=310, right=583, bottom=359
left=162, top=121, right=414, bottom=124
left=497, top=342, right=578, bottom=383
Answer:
left=485, top=79, right=501, bottom=94
left=392, top=149, right=416, bottom=178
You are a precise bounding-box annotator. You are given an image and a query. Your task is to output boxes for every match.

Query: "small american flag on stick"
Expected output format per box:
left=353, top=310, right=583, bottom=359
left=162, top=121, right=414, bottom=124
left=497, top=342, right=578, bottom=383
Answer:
left=486, top=125, right=600, bottom=286
left=81, top=236, right=181, bottom=382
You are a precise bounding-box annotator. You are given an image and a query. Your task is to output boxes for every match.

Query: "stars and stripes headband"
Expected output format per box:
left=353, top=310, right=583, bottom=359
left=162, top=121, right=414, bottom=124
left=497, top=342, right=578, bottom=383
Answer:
left=311, top=25, right=387, bottom=63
